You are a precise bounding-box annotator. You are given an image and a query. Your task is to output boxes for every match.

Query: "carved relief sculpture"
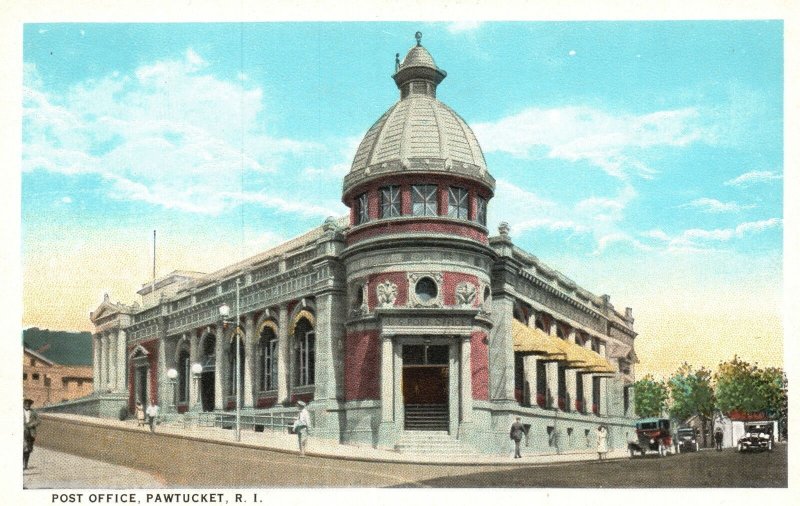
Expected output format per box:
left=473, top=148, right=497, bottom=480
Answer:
left=455, top=282, right=477, bottom=307
left=376, top=280, right=398, bottom=307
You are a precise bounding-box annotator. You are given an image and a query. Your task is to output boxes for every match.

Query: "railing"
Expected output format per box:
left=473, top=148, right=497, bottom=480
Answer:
left=197, top=411, right=297, bottom=432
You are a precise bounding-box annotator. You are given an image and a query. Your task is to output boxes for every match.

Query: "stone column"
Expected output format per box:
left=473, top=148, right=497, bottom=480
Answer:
left=243, top=314, right=255, bottom=408
left=583, top=339, right=595, bottom=414
left=93, top=335, right=101, bottom=393
left=189, top=332, right=199, bottom=410
left=523, top=355, right=538, bottom=406
left=598, top=341, right=608, bottom=416
left=313, top=291, right=344, bottom=402
left=377, top=334, right=397, bottom=448
left=108, top=332, right=118, bottom=391
left=546, top=322, right=560, bottom=409
left=117, top=330, right=127, bottom=392
left=99, top=334, right=108, bottom=392
left=459, top=336, right=473, bottom=423
left=565, top=330, right=578, bottom=412
left=214, top=323, right=225, bottom=410
left=488, top=295, right=515, bottom=402
left=157, top=337, right=168, bottom=409
left=277, top=305, right=289, bottom=404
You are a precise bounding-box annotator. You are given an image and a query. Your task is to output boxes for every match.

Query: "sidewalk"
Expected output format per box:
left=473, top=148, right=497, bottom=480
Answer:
left=23, top=446, right=165, bottom=489
left=42, top=413, right=630, bottom=466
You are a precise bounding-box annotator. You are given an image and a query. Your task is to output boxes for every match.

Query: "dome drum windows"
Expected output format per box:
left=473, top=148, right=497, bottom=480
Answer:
left=447, top=186, right=469, bottom=220
left=356, top=193, right=369, bottom=225
left=476, top=196, right=488, bottom=226
left=412, top=184, right=438, bottom=216
left=380, top=185, right=402, bottom=218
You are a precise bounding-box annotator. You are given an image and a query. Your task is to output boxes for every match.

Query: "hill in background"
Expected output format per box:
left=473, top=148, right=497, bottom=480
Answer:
left=23, top=327, right=93, bottom=366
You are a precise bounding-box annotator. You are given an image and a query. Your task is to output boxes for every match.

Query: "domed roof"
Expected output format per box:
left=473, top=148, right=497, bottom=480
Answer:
left=343, top=33, right=494, bottom=197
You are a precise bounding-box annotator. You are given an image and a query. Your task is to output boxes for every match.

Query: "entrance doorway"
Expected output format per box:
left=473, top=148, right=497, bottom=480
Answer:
left=135, top=365, right=148, bottom=405
left=402, top=344, right=449, bottom=431
left=200, top=334, right=216, bottom=412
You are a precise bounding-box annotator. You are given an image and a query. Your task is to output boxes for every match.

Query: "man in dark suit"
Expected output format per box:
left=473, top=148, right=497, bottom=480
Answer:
left=23, top=398, right=41, bottom=470
left=510, top=417, right=525, bottom=459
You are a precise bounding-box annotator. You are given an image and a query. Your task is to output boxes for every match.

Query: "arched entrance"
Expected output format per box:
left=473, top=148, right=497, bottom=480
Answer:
left=200, top=333, right=216, bottom=412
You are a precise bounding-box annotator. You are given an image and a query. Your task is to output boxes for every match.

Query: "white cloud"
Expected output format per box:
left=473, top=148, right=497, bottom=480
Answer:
left=568, top=50, right=577, bottom=56
left=594, top=232, right=652, bottom=254
left=446, top=21, right=483, bottom=33
left=724, top=170, right=783, bottom=187
left=60, top=196, right=73, bottom=204
left=681, top=197, right=755, bottom=213
left=650, top=217, right=783, bottom=253
left=472, top=106, right=713, bottom=179
left=23, top=52, right=326, bottom=216
left=301, top=135, right=362, bottom=178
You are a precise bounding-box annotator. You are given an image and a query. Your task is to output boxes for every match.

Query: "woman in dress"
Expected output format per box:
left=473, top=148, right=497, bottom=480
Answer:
left=596, top=425, right=608, bottom=460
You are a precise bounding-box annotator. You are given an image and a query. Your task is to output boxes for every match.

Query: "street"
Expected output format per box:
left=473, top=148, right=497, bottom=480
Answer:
left=32, top=417, right=787, bottom=488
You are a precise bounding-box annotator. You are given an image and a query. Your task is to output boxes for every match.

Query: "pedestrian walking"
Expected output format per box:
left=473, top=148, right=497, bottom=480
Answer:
left=596, top=425, right=608, bottom=461
left=135, top=401, right=146, bottom=427
left=23, top=398, right=41, bottom=470
left=714, top=427, right=724, bottom=451
left=146, top=400, right=159, bottom=433
left=292, top=401, right=310, bottom=456
left=510, top=416, right=525, bottom=459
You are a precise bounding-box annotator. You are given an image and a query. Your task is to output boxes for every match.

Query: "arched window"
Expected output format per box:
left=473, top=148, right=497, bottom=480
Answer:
left=295, top=317, right=315, bottom=386
left=259, top=325, right=278, bottom=391
left=177, top=348, right=190, bottom=403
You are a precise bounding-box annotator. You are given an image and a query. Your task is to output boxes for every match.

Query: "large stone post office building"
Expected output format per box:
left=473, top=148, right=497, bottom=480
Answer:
left=90, top=34, right=639, bottom=455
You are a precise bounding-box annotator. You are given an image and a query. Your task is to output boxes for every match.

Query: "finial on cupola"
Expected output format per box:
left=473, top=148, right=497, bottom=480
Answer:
left=395, top=52, right=400, bottom=72
left=415, top=31, right=422, bottom=46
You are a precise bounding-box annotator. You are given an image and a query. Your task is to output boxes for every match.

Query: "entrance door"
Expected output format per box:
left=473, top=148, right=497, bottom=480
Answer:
left=402, top=344, right=449, bottom=431
left=135, top=366, right=148, bottom=405
left=200, top=371, right=215, bottom=412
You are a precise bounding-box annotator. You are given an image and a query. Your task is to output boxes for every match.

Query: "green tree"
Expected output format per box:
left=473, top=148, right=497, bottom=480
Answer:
left=668, top=363, right=715, bottom=446
left=715, top=356, right=786, bottom=435
left=633, top=374, right=669, bottom=418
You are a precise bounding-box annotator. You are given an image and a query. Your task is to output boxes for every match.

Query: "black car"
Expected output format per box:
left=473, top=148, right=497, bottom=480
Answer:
left=675, top=427, right=700, bottom=453
left=737, top=422, right=774, bottom=452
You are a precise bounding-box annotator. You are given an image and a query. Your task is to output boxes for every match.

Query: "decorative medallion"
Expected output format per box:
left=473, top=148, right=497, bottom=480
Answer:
left=376, top=280, right=398, bottom=307
left=455, top=281, right=477, bottom=307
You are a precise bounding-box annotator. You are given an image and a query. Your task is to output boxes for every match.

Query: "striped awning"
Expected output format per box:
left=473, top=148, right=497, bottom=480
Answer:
left=511, top=319, right=565, bottom=359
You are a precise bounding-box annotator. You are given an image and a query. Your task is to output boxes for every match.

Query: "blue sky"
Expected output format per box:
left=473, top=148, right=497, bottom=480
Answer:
left=21, top=21, right=784, bottom=376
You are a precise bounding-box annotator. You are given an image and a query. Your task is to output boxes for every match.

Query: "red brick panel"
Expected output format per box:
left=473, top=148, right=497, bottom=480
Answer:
left=344, top=330, right=381, bottom=401
left=442, top=272, right=481, bottom=307
left=346, top=219, right=488, bottom=245
left=471, top=331, right=489, bottom=400
left=366, top=272, right=409, bottom=310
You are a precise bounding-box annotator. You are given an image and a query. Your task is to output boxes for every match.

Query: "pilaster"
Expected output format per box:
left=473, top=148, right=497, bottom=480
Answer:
left=277, top=305, right=289, bottom=404
left=243, top=314, right=255, bottom=408
left=488, top=295, right=515, bottom=402
left=214, top=321, right=224, bottom=410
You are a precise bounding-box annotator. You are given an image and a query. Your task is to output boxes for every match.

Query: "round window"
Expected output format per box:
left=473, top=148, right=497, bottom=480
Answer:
left=415, top=277, right=438, bottom=303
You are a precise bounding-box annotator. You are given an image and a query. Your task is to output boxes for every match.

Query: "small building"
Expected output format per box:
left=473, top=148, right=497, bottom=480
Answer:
left=23, top=347, right=93, bottom=406
left=88, top=33, right=640, bottom=455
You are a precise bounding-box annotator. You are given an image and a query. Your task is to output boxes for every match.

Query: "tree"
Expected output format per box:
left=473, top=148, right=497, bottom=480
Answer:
left=633, top=374, right=669, bottom=418
left=668, top=363, right=715, bottom=446
left=715, top=356, right=786, bottom=434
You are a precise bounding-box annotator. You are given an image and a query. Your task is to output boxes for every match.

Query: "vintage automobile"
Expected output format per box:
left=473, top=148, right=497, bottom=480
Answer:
left=675, top=426, right=700, bottom=453
left=737, top=422, right=774, bottom=452
left=629, top=417, right=673, bottom=457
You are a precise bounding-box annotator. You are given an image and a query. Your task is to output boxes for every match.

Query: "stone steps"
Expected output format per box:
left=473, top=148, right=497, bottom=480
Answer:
left=395, top=431, right=478, bottom=457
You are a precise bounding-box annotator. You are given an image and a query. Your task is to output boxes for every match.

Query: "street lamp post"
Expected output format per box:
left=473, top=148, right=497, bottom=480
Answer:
left=219, top=278, right=242, bottom=442
left=191, top=362, right=203, bottom=410
left=166, top=368, right=178, bottom=413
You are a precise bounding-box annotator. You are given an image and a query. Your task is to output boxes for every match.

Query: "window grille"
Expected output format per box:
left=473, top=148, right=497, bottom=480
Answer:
left=412, top=185, right=438, bottom=216
left=380, top=186, right=401, bottom=218
left=356, top=193, right=369, bottom=224
left=447, top=186, right=469, bottom=219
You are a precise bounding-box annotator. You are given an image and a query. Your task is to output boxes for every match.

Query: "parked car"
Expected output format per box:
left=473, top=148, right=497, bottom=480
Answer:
left=675, top=427, right=700, bottom=453
left=629, top=418, right=673, bottom=457
left=737, top=422, right=774, bottom=452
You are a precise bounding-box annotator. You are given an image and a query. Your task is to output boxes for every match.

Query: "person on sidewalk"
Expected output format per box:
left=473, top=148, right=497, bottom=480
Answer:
left=23, top=398, right=41, bottom=470
left=135, top=401, right=146, bottom=427
left=146, top=400, right=159, bottom=433
left=292, top=401, right=310, bottom=456
left=596, top=425, right=608, bottom=461
left=714, top=427, right=724, bottom=451
left=510, top=417, right=525, bottom=459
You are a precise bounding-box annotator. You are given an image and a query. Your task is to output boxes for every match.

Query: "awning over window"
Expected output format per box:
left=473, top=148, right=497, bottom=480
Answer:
left=511, top=319, right=616, bottom=373
left=511, top=319, right=565, bottom=359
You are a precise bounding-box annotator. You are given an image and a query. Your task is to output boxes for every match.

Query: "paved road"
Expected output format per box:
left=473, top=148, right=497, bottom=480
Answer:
left=24, top=447, right=164, bottom=489
left=34, top=418, right=787, bottom=488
